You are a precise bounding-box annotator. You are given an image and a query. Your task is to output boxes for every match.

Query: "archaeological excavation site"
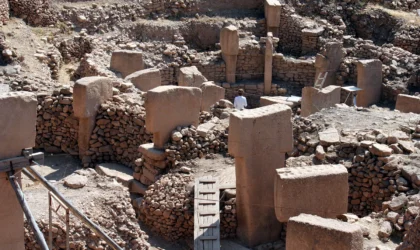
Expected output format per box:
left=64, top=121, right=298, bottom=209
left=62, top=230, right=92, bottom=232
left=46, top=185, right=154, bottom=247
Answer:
left=1, top=0, right=420, bottom=249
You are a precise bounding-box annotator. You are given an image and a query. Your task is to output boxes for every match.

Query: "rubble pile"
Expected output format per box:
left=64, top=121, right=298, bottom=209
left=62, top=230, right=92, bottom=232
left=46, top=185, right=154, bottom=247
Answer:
left=138, top=173, right=195, bottom=241
left=9, top=0, right=56, bottom=26
left=378, top=193, right=420, bottom=241
left=35, top=87, right=79, bottom=155
left=397, top=213, right=420, bottom=250
left=211, top=99, right=235, bottom=119
left=24, top=193, right=150, bottom=250
left=138, top=173, right=237, bottom=242
left=164, top=122, right=229, bottom=168
left=85, top=101, right=152, bottom=168
left=57, top=35, right=94, bottom=63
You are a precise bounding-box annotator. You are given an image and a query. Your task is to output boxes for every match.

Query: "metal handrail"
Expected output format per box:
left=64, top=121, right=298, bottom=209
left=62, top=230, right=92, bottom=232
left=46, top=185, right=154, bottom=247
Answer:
left=28, top=161, right=123, bottom=250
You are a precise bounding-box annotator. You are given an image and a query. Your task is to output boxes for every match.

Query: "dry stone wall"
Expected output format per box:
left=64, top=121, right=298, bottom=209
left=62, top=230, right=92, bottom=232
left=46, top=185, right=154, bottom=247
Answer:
left=273, top=54, right=316, bottom=88
left=35, top=90, right=79, bottom=156
left=9, top=0, right=56, bottom=26
left=291, top=115, right=419, bottom=217
left=137, top=173, right=237, bottom=242
left=0, top=0, right=8, bottom=23
left=236, top=42, right=264, bottom=81
left=85, top=101, right=152, bottom=168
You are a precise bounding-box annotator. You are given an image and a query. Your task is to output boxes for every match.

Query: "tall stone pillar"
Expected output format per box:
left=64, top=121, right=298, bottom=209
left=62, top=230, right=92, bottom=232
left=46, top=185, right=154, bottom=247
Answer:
left=73, top=77, right=113, bottom=162
left=145, top=86, right=202, bottom=149
left=314, top=42, right=344, bottom=87
left=0, top=92, right=37, bottom=250
left=220, top=25, right=239, bottom=83
left=228, top=104, right=293, bottom=247
left=356, top=59, right=382, bottom=107
left=264, top=0, right=281, bottom=37
left=264, top=32, right=274, bottom=95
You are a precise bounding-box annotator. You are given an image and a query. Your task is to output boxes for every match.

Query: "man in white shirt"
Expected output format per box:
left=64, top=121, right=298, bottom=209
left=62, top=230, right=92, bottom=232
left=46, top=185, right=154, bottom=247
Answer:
left=234, top=89, right=247, bottom=110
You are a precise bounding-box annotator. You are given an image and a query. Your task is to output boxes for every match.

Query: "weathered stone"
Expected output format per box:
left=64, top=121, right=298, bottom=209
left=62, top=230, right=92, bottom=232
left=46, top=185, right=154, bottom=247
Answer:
left=287, top=214, right=363, bottom=250
left=275, top=164, right=348, bottom=222
left=369, top=144, right=393, bottom=157
left=201, top=82, right=225, bottom=112
left=319, top=127, right=340, bottom=146
left=356, top=59, right=382, bottom=107
left=177, top=66, right=207, bottom=87
left=301, top=85, right=341, bottom=117
left=378, top=221, right=393, bottom=238
left=125, top=68, right=161, bottom=92
left=110, top=50, right=144, bottom=78
left=64, top=174, right=88, bottom=189
left=96, top=163, right=133, bottom=186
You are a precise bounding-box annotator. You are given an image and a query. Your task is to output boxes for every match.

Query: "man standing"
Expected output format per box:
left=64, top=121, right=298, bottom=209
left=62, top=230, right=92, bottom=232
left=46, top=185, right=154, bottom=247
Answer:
left=234, top=89, right=247, bottom=110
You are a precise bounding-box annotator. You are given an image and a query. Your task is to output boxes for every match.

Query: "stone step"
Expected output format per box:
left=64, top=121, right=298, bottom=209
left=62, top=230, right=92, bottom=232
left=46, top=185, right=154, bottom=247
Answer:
left=95, top=163, right=133, bottom=186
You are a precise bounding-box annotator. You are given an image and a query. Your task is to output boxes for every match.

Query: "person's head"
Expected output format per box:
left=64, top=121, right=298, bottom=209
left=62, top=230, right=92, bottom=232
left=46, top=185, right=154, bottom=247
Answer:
left=238, top=89, right=244, bottom=96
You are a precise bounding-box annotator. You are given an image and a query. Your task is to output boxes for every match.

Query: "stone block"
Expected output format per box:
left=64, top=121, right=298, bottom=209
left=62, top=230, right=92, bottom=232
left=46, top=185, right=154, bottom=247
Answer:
left=286, top=214, right=363, bottom=250
left=396, top=94, right=420, bottom=114
left=96, top=163, right=133, bottom=186
left=0, top=92, right=37, bottom=159
left=125, top=68, right=161, bottom=92
left=110, top=50, right=144, bottom=78
left=301, top=85, right=341, bottom=117
left=356, top=59, right=382, bottom=107
left=146, top=86, right=202, bottom=148
left=73, top=77, right=113, bottom=157
left=228, top=104, right=293, bottom=247
left=201, top=81, right=225, bottom=111
left=220, top=25, right=239, bottom=56
left=73, top=77, right=113, bottom=118
left=178, top=66, right=208, bottom=87
left=138, top=143, right=166, bottom=161
left=275, top=165, right=348, bottom=222
left=260, top=96, right=299, bottom=108
left=229, top=104, right=293, bottom=157
left=265, top=0, right=281, bottom=29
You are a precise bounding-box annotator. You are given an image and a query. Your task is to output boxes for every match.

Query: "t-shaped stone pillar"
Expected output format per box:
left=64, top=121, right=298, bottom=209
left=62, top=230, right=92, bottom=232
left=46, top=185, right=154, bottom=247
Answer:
left=356, top=59, right=383, bottom=107
left=146, top=86, right=202, bottom=149
left=220, top=25, right=239, bottom=83
left=228, top=104, right=293, bottom=247
left=264, top=0, right=281, bottom=37
left=0, top=91, right=37, bottom=250
left=73, top=77, right=113, bottom=159
left=314, top=42, right=344, bottom=87
left=264, top=32, right=274, bottom=95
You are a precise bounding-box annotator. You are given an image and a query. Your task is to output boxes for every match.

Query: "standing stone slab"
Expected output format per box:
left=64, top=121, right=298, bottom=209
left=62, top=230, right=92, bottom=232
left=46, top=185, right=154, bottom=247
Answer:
left=286, top=214, right=363, bottom=250
left=356, top=59, right=382, bottom=107
left=396, top=94, right=420, bottom=114
left=228, top=104, right=293, bottom=247
left=314, top=42, right=345, bottom=87
left=264, top=0, right=281, bottom=36
left=201, top=82, right=225, bottom=112
left=220, top=25, right=239, bottom=83
left=0, top=92, right=37, bottom=159
left=125, top=68, right=161, bottom=92
left=178, top=66, right=208, bottom=87
left=275, top=165, right=348, bottom=222
left=73, top=77, right=113, bottom=158
left=146, top=86, right=202, bottom=149
left=110, top=50, right=144, bottom=78
left=0, top=91, right=37, bottom=250
left=264, top=33, right=274, bottom=95
left=301, top=85, right=341, bottom=117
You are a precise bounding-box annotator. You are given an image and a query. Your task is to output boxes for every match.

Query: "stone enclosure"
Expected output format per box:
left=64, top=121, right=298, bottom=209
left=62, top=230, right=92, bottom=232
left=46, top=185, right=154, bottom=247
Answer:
left=0, top=0, right=420, bottom=249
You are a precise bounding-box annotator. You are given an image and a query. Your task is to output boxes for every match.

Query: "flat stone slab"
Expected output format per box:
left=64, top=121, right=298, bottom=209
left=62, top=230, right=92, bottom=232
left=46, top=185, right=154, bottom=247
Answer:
left=319, top=127, right=340, bottom=146
left=369, top=143, right=393, bottom=157
left=129, top=179, right=148, bottom=195
left=96, top=163, right=133, bottom=186
left=64, top=174, right=88, bottom=189
left=197, top=122, right=216, bottom=137
left=287, top=214, right=363, bottom=250
left=138, top=143, right=166, bottom=161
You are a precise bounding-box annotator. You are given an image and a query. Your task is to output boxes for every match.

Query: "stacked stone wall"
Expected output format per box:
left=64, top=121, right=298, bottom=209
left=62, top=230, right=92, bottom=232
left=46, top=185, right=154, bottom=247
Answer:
left=273, top=54, right=316, bottom=88
left=35, top=90, right=79, bottom=156
left=236, top=43, right=264, bottom=81
left=0, top=0, right=8, bottom=23
left=9, top=0, right=56, bottom=26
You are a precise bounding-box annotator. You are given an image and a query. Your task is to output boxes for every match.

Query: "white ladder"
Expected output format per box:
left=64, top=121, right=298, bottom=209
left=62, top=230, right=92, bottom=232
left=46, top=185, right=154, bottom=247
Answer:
left=314, top=71, right=328, bottom=89
left=194, top=177, right=220, bottom=250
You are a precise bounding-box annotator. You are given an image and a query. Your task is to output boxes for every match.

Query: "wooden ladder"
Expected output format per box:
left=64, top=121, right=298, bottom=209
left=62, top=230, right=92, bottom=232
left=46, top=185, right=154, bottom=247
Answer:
left=314, top=71, right=328, bottom=89
left=194, top=177, right=220, bottom=250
